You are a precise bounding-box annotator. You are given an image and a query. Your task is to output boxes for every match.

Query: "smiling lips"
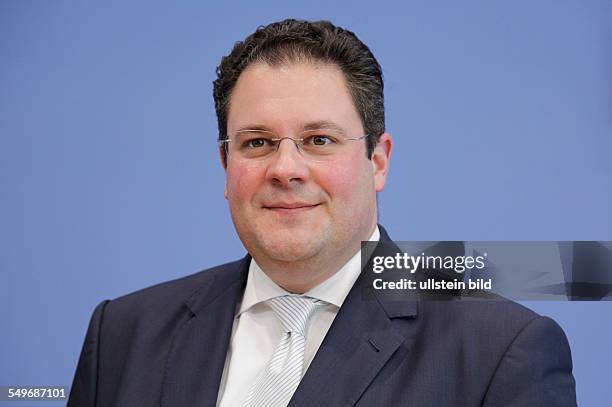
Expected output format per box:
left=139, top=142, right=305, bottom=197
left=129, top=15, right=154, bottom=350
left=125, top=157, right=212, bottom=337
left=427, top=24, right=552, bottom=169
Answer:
left=263, top=202, right=321, bottom=213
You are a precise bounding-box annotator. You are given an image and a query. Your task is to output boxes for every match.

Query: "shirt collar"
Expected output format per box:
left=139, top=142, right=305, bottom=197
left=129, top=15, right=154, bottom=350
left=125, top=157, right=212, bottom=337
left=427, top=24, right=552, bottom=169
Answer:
left=238, top=226, right=380, bottom=315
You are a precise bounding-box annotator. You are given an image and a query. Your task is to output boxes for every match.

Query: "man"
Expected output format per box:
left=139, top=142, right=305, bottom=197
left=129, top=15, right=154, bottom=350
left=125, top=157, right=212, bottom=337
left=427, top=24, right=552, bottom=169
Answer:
left=68, top=19, right=577, bottom=406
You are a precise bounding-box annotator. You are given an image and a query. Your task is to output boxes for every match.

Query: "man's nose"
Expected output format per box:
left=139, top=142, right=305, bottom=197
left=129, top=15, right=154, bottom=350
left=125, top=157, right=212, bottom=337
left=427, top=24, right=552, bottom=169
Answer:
left=265, top=138, right=310, bottom=187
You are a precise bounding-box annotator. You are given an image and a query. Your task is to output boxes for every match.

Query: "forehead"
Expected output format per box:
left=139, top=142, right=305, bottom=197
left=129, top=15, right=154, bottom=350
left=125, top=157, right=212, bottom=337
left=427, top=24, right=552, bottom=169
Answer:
left=227, top=62, right=363, bottom=133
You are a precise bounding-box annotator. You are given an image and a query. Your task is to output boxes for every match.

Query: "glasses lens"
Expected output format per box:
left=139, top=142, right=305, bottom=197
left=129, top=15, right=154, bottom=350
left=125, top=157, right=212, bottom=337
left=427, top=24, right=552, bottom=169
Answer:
left=232, top=132, right=277, bottom=160
left=299, top=130, right=343, bottom=159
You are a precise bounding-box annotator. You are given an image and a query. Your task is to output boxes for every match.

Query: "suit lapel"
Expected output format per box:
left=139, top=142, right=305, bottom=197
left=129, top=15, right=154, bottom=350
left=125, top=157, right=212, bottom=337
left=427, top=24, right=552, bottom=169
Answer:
left=161, top=256, right=250, bottom=407
left=290, top=227, right=420, bottom=407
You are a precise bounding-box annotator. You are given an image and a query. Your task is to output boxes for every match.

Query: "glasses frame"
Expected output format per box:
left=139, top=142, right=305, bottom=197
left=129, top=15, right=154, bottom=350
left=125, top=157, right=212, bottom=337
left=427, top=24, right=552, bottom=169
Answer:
left=218, top=129, right=369, bottom=162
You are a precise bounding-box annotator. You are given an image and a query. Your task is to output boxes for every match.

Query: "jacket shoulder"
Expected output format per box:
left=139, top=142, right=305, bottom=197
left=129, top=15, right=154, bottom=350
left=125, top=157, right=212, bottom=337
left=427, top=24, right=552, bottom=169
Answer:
left=104, top=257, right=248, bottom=319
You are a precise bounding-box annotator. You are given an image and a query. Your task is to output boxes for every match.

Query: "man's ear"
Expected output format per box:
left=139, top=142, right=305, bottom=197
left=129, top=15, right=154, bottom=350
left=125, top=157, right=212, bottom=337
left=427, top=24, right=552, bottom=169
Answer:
left=371, top=132, right=393, bottom=192
left=219, top=146, right=227, bottom=169
left=219, top=146, right=228, bottom=199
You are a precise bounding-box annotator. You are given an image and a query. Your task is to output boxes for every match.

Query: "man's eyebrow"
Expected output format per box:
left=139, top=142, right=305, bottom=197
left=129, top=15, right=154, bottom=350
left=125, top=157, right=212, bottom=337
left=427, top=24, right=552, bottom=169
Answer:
left=303, top=121, right=347, bottom=134
left=234, top=125, right=274, bottom=133
left=234, top=121, right=347, bottom=135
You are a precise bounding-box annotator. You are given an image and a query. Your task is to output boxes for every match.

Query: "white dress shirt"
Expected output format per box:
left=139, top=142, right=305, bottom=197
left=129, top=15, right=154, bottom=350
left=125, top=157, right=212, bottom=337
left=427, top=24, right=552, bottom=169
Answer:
left=216, top=227, right=380, bottom=407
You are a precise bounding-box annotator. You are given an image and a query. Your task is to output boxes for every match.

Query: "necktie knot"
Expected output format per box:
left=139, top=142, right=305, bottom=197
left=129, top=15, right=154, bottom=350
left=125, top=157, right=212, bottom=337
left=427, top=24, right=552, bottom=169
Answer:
left=268, top=295, right=323, bottom=336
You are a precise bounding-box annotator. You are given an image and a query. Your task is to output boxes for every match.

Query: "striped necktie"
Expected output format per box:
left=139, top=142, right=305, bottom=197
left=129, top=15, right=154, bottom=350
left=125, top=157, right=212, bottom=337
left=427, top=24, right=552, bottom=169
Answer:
left=243, top=295, right=324, bottom=407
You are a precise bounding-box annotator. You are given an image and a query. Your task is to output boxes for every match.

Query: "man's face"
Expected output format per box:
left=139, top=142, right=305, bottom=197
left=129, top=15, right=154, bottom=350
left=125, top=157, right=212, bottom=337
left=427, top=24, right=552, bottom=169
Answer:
left=224, top=61, right=391, bottom=268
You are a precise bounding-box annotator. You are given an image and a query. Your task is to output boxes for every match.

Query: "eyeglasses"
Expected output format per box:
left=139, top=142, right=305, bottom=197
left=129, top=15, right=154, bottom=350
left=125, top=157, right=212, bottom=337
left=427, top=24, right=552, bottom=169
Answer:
left=218, top=129, right=369, bottom=162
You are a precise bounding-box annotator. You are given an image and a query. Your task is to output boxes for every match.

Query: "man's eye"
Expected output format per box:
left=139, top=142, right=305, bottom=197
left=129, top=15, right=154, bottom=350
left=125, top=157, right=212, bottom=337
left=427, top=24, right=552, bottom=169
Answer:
left=305, top=135, right=334, bottom=146
left=244, top=138, right=270, bottom=148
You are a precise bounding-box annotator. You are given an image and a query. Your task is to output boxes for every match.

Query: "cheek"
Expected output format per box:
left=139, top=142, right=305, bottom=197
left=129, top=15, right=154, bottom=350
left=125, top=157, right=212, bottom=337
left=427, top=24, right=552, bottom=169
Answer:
left=226, top=163, right=263, bottom=200
left=319, top=157, right=373, bottom=203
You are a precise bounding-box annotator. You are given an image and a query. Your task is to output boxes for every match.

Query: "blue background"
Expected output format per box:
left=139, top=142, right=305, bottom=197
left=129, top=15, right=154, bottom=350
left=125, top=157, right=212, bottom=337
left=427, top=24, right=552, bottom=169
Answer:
left=1, top=1, right=611, bottom=405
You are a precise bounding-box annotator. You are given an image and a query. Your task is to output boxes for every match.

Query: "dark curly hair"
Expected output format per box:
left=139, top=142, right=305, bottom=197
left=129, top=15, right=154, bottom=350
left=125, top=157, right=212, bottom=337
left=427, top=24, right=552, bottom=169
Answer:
left=213, top=19, right=385, bottom=160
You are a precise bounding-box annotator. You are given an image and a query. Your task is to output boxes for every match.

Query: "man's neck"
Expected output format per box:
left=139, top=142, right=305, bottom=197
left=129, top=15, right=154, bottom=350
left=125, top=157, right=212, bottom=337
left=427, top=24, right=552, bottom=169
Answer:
left=254, top=225, right=379, bottom=294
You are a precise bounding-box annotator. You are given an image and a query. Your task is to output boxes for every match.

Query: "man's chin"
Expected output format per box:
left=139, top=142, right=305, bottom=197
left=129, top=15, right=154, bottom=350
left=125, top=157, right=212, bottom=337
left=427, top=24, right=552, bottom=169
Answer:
left=256, top=228, right=329, bottom=263
left=261, top=247, right=322, bottom=263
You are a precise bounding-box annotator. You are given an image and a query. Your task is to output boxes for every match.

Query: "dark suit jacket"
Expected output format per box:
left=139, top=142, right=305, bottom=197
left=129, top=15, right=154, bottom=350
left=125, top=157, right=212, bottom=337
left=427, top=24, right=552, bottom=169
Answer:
left=68, top=227, right=577, bottom=406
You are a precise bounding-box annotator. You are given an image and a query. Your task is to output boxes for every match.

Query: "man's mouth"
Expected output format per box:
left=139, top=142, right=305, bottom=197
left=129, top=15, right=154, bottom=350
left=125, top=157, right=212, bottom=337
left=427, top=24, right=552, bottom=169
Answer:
left=263, top=203, right=321, bottom=213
